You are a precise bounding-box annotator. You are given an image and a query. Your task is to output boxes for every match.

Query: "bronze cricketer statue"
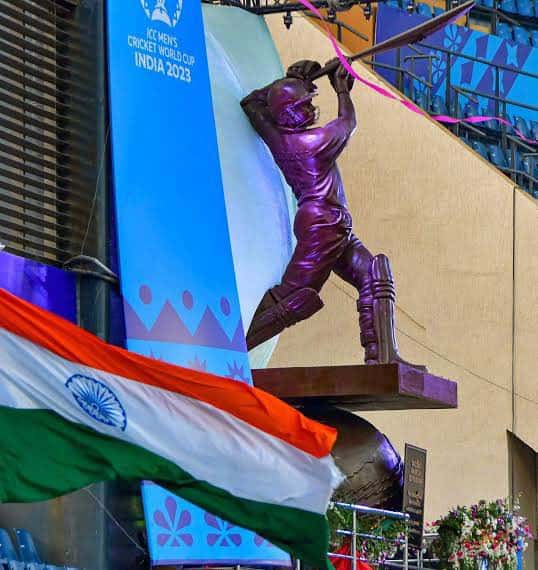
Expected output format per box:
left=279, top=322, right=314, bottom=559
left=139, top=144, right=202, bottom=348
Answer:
left=241, top=60, right=422, bottom=368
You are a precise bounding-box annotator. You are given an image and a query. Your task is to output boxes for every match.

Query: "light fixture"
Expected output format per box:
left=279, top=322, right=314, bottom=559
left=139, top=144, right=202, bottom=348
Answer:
left=283, top=10, right=293, bottom=28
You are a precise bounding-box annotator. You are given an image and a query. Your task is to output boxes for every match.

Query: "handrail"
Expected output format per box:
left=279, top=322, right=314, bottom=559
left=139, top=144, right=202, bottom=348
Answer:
left=404, top=53, right=441, bottom=62
left=506, top=134, right=537, bottom=152
left=471, top=4, right=522, bottom=25
left=493, top=8, right=522, bottom=26
left=337, top=529, right=407, bottom=544
left=308, top=13, right=370, bottom=41
left=362, top=58, right=434, bottom=88
left=332, top=501, right=410, bottom=520
left=454, top=118, right=487, bottom=135
left=453, top=84, right=538, bottom=112
left=451, top=85, right=479, bottom=104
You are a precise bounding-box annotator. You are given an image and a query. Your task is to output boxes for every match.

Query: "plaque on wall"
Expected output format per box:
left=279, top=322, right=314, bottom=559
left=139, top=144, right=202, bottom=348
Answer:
left=402, top=444, right=427, bottom=550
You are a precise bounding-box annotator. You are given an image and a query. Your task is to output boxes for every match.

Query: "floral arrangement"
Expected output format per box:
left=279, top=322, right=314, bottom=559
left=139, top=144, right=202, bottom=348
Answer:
left=327, top=503, right=406, bottom=563
left=430, top=498, right=533, bottom=570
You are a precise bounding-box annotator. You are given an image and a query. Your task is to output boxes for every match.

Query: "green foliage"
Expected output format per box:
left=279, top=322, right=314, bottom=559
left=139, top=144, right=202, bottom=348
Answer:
left=327, top=504, right=406, bottom=562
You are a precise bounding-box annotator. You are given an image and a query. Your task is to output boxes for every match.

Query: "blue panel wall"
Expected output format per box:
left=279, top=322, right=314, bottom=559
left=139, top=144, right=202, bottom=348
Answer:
left=375, top=5, right=538, bottom=123
left=0, top=251, right=76, bottom=322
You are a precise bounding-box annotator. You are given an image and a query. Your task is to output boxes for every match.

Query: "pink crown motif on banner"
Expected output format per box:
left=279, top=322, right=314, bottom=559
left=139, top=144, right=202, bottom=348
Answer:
left=153, top=496, right=193, bottom=548
left=124, top=285, right=246, bottom=351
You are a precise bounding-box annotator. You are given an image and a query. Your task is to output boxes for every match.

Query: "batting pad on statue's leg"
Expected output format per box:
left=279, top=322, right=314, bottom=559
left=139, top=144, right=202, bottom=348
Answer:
left=371, top=254, right=426, bottom=370
left=246, top=287, right=324, bottom=351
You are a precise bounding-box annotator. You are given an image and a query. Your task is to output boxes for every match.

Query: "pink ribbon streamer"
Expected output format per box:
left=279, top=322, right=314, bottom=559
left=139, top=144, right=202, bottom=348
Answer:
left=295, top=0, right=537, bottom=146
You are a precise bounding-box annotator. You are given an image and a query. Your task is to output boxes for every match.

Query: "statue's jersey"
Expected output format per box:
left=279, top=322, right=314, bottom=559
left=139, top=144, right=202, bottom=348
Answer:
left=270, top=121, right=352, bottom=208
left=245, top=103, right=354, bottom=209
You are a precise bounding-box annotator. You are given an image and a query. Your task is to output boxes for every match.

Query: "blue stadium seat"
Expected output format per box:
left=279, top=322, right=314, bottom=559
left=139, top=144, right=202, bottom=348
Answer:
left=513, top=116, right=531, bottom=139
left=513, top=25, right=531, bottom=45
left=501, top=113, right=514, bottom=133
left=0, top=529, right=24, bottom=569
left=480, top=0, right=495, bottom=8
left=14, top=529, right=41, bottom=564
left=431, top=95, right=448, bottom=115
left=412, top=90, right=428, bottom=110
left=530, top=120, right=538, bottom=140
left=433, top=5, right=445, bottom=15
left=521, top=155, right=537, bottom=176
left=463, top=100, right=480, bottom=118
left=496, top=22, right=513, bottom=40
left=506, top=149, right=523, bottom=170
left=471, top=140, right=489, bottom=159
left=488, top=144, right=509, bottom=168
left=416, top=2, right=433, bottom=16
left=500, top=0, right=517, bottom=11
left=479, top=108, right=500, bottom=131
left=450, top=99, right=463, bottom=118
left=515, top=0, right=534, bottom=15
left=531, top=30, right=538, bottom=47
left=386, top=0, right=401, bottom=8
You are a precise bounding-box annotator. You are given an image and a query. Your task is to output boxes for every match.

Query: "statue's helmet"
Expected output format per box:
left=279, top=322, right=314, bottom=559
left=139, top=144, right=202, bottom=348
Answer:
left=267, top=78, right=319, bottom=129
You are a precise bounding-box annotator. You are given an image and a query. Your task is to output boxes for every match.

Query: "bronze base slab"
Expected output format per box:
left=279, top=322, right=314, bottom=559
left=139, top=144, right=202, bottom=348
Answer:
left=252, top=363, right=458, bottom=411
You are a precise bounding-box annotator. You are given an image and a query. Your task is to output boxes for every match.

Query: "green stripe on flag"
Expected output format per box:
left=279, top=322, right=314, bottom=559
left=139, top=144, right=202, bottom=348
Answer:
left=0, top=406, right=331, bottom=568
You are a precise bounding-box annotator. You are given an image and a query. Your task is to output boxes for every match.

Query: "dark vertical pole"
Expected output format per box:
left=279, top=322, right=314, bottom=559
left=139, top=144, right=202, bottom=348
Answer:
left=427, top=55, right=433, bottom=112
left=495, top=66, right=500, bottom=122
left=71, top=1, right=109, bottom=568
left=77, top=1, right=109, bottom=341
left=446, top=52, right=452, bottom=115
left=397, top=48, right=403, bottom=93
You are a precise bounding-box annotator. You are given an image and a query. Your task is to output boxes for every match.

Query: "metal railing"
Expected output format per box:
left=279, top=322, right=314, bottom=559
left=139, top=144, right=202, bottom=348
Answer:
left=295, top=502, right=412, bottom=570
left=366, top=38, right=538, bottom=194
left=308, top=13, right=370, bottom=43
left=413, top=40, right=538, bottom=121
left=201, top=0, right=368, bottom=15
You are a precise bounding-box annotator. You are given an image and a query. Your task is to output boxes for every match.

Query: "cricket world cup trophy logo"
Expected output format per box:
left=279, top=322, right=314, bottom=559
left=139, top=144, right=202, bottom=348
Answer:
left=140, top=0, right=183, bottom=27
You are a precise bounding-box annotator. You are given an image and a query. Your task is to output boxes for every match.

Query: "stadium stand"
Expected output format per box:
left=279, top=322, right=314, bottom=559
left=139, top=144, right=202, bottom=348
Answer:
left=387, top=0, right=538, bottom=47
left=0, top=528, right=79, bottom=570
left=369, top=1, right=538, bottom=195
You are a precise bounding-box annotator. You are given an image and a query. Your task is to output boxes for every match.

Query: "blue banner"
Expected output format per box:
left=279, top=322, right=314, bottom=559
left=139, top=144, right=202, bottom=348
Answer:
left=106, top=1, right=289, bottom=565
left=107, top=0, right=249, bottom=380
left=0, top=250, right=76, bottom=322
left=141, top=482, right=291, bottom=566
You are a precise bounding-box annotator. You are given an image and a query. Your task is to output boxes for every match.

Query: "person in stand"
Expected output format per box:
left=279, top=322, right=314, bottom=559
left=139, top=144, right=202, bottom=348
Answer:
left=241, top=59, right=419, bottom=367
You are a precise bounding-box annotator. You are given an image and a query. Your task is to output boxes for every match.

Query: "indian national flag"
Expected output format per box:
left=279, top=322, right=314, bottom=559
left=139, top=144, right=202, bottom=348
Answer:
left=0, top=289, right=342, bottom=567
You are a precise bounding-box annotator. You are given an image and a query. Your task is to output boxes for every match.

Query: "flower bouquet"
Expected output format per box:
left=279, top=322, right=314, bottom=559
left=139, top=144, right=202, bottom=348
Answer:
left=430, top=498, right=532, bottom=570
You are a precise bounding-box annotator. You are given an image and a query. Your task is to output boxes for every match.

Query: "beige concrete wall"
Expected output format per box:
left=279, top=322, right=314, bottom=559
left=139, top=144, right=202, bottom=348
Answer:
left=514, top=190, right=538, bottom=454
left=263, top=14, right=538, bottom=523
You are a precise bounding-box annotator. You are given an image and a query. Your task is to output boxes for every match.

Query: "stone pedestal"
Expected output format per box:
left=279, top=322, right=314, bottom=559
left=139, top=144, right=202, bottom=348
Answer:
left=253, top=363, right=457, bottom=411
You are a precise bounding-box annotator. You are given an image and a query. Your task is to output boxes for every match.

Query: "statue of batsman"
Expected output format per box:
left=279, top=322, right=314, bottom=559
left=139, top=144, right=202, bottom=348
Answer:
left=241, top=60, right=418, bottom=367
